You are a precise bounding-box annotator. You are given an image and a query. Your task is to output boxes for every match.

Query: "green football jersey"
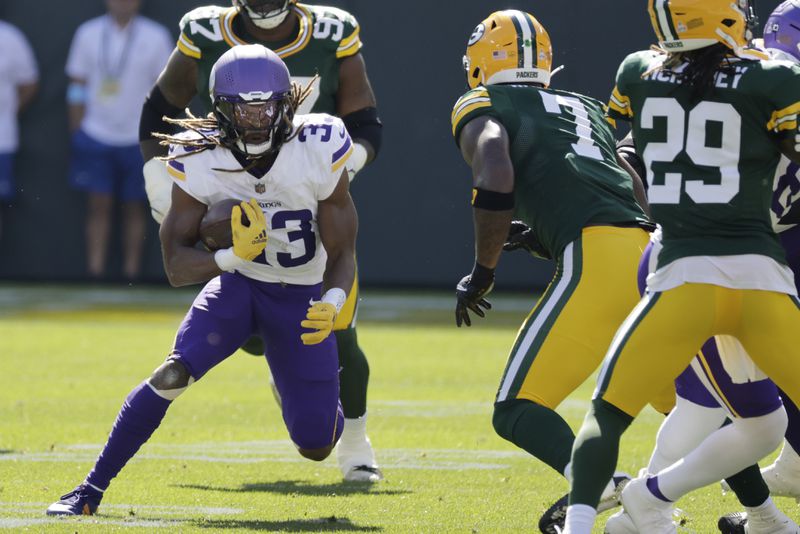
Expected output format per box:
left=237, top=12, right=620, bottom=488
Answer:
left=608, top=49, right=800, bottom=267
left=451, top=84, right=649, bottom=258
left=177, top=4, right=362, bottom=114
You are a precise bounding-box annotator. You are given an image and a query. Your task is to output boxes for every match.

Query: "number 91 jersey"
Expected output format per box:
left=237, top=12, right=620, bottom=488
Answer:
left=451, top=85, right=648, bottom=258
left=607, top=49, right=800, bottom=268
left=166, top=113, right=353, bottom=286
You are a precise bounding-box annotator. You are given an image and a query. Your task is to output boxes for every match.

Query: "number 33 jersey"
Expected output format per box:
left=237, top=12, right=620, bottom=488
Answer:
left=607, top=49, right=800, bottom=269
left=451, top=85, right=649, bottom=258
left=167, top=113, right=353, bottom=286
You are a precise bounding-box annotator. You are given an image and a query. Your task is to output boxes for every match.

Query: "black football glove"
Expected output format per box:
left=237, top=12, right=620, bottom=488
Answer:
left=455, top=263, right=494, bottom=327
left=503, top=220, right=551, bottom=260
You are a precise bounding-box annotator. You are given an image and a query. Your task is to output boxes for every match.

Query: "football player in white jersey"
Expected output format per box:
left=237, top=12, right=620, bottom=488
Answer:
left=46, top=44, right=358, bottom=516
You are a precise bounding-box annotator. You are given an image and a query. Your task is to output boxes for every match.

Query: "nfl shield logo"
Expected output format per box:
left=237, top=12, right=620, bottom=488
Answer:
left=255, top=182, right=265, bottom=194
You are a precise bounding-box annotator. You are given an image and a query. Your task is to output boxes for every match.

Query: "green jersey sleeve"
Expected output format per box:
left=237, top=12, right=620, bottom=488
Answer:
left=450, top=87, right=495, bottom=146
left=306, top=5, right=362, bottom=59
left=177, top=5, right=228, bottom=60
left=607, top=51, right=658, bottom=122
left=761, top=61, right=800, bottom=139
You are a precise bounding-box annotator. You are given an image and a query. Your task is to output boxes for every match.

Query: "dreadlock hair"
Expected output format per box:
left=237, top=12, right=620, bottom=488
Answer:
left=156, top=75, right=317, bottom=170
left=644, top=43, right=737, bottom=102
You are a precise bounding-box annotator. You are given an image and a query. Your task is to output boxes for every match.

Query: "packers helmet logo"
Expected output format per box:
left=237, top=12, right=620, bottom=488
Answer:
left=255, top=182, right=266, bottom=194
left=467, top=23, right=485, bottom=46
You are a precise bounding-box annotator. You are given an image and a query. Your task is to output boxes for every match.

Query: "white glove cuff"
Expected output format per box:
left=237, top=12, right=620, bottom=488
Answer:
left=321, top=287, right=347, bottom=314
left=345, top=143, right=368, bottom=181
left=214, top=248, right=243, bottom=273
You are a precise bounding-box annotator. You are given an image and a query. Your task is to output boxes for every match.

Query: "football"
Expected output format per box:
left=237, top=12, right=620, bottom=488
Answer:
left=199, top=198, right=247, bottom=251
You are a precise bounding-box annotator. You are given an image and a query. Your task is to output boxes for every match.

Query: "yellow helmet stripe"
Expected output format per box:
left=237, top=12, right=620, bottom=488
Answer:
left=653, top=0, right=677, bottom=41
left=506, top=10, right=535, bottom=70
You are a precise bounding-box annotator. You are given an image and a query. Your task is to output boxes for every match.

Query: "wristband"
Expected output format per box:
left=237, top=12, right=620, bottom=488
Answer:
left=471, top=262, right=495, bottom=286
left=321, top=287, right=347, bottom=314
left=67, top=82, right=87, bottom=105
left=472, top=187, right=515, bottom=210
left=214, top=248, right=242, bottom=272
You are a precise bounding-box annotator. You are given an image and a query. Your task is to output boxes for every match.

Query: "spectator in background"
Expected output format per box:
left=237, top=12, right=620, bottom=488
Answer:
left=0, top=19, right=38, bottom=240
left=66, top=0, right=171, bottom=281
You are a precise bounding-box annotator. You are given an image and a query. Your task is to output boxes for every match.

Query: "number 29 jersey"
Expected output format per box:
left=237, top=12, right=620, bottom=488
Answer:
left=166, top=113, right=353, bottom=286
left=607, top=50, right=800, bottom=268
left=451, top=84, right=648, bottom=258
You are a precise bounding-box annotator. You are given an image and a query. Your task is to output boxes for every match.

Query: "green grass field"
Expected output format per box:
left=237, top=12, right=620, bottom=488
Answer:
left=0, top=284, right=796, bottom=532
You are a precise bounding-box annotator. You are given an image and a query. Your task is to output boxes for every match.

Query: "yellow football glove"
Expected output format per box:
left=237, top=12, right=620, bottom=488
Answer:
left=232, top=198, right=267, bottom=261
left=300, top=302, right=337, bottom=345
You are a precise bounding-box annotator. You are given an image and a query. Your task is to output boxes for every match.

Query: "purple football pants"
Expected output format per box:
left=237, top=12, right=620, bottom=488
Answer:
left=171, top=273, right=343, bottom=449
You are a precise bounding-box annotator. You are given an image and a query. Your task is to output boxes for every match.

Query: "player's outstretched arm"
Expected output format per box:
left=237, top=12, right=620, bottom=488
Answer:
left=159, top=186, right=224, bottom=287
left=453, top=116, right=514, bottom=327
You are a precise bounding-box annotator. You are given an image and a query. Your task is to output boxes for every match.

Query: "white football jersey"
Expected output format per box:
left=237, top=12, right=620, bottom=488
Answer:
left=167, top=113, right=353, bottom=285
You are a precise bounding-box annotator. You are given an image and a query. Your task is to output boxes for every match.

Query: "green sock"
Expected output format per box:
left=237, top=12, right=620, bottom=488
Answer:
left=725, top=463, right=770, bottom=507
left=335, top=327, right=369, bottom=418
left=569, top=399, right=632, bottom=507
left=492, top=399, right=574, bottom=475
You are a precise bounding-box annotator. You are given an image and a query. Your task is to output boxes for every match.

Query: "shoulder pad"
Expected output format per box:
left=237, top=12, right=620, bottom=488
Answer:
left=179, top=5, right=226, bottom=30
left=301, top=4, right=361, bottom=56
left=179, top=5, right=228, bottom=51
left=451, top=87, right=492, bottom=135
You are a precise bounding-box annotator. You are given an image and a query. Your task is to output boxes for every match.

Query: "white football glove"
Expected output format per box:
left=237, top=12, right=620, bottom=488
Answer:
left=143, top=158, right=173, bottom=224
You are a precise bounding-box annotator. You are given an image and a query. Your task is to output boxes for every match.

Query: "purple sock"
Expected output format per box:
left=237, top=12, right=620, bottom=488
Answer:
left=85, top=381, right=171, bottom=490
left=646, top=476, right=672, bottom=503
left=778, top=388, right=800, bottom=453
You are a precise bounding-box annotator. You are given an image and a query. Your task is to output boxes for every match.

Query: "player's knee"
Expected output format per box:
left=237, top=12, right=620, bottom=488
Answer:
left=297, top=444, right=334, bottom=461
left=148, top=359, right=194, bottom=400
left=493, top=400, right=523, bottom=441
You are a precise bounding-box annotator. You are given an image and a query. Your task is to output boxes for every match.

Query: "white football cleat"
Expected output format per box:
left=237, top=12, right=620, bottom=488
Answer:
left=336, top=415, right=383, bottom=483
left=760, top=443, right=800, bottom=501
left=620, top=477, right=677, bottom=534
left=720, top=508, right=800, bottom=534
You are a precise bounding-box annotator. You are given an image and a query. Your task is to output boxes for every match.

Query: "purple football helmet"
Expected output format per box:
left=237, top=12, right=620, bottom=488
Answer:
left=764, top=0, right=800, bottom=62
left=210, top=44, right=293, bottom=158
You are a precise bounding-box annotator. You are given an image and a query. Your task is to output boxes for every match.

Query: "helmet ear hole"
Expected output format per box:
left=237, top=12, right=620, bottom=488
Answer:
left=721, top=18, right=736, bottom=27
left=471, top=67, right=480, bottom=79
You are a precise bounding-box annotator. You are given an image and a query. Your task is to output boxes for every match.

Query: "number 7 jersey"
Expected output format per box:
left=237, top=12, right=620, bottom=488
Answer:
left=607, top=49, right=800, bottom=268
left=451, top=84, right=648, bottom=258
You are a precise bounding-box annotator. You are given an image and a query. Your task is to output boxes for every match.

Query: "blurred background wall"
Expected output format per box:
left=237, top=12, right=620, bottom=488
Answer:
left=0, top=0, right=784, bottom=288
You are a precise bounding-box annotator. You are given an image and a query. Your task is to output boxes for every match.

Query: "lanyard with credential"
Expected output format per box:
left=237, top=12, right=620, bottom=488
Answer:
left=98, top=16, right=137, bottom=99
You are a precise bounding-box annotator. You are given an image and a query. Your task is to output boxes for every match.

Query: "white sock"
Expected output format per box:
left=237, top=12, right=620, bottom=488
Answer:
left=648, top=396, right=727, bottom=473
left=745, top=496, right=782, bottom=523
left=339, top=413, right=368, bottom=445
left=563, top=504, right=596, bottom=534
left=656, top=408, right=787, bottom=500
